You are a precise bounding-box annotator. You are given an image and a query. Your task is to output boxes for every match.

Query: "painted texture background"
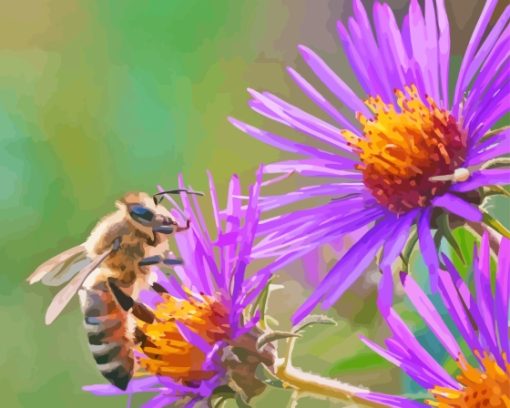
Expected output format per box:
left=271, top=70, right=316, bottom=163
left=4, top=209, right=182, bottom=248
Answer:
left=0, top=1, right=507, bottom=407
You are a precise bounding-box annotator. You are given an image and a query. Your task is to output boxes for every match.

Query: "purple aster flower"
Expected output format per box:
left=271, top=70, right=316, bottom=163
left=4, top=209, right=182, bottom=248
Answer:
left=84, top=169, right=277, bottom=407
left=230, top=0, right=510, bottom=323
left=354, top=232, right=510, bottom=406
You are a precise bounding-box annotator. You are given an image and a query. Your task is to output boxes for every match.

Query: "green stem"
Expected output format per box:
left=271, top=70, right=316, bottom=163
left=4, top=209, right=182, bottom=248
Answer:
left=481, top=211, right=510, bottom=239
left=400, top=227, right=419, bottom=271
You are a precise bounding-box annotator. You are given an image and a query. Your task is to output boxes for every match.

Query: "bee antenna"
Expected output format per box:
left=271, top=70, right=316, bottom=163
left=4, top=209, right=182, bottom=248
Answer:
left=153, top=189, right=205, bottom=205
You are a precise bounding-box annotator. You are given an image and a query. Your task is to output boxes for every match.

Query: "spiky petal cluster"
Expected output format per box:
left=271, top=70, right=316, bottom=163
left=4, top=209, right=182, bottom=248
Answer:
left=231, top=0, right=510, bottom=323
left=355, top=234, right=510, bottom=407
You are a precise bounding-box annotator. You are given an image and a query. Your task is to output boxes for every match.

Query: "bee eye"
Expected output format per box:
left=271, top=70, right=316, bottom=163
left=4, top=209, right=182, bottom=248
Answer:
left=129, top=205, right=154, bottom=224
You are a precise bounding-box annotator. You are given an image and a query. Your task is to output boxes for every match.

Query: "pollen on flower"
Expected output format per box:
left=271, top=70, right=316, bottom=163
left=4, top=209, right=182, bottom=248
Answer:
left=342, top=85, right=467, bottom=214
left=427, top=353, right=510, bottom=407
left=136, top=293, right=231, bottom=383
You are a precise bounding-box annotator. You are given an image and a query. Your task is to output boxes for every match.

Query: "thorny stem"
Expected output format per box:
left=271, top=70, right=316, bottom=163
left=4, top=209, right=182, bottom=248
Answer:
left=273, top=337, right=383, bottom=407
left=273, top=362, right=382, bottom=407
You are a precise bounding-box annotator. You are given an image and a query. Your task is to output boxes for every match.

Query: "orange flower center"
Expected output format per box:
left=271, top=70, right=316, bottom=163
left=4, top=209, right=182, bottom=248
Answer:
left=137, top=293, right=231, bottom=383
left=343, top=85, right=467, bottom=214
left=427, top=353, right=510, bottom=407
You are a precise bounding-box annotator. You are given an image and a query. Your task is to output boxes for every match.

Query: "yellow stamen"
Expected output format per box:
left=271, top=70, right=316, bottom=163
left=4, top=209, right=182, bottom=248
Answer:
left=137, top=293, right=231, bottom=383
left=343, top=85, right=467, bottom=214
left=427, top=353, right=510, bottom=407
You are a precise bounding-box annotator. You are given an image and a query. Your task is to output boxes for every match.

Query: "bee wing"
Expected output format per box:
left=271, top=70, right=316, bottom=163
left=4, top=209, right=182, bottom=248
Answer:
left=27, top=245, right=88, bottom=286
left=44, top=247, right=114, bottom=325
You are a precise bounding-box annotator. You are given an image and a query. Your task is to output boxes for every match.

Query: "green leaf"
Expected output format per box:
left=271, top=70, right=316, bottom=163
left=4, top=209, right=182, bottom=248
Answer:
left=400, top=227, right=419, bottom=271
left=292, top=314, right=337, bottom=334
left=208, top=385, right=236, bottom=408
left=451, top=227, right=478, bottom=278
left=254, top=363, right=284, bottom=389
left=437, top=214, right=464, bottom=262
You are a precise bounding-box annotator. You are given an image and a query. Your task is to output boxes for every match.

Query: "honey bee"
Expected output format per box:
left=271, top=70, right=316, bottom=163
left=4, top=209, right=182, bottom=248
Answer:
left=27, top=189, right=202, bottom=390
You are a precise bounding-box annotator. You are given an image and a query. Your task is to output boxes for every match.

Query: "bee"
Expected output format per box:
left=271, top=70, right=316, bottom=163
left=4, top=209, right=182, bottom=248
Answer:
left=27, top=189, right=203, bottom=390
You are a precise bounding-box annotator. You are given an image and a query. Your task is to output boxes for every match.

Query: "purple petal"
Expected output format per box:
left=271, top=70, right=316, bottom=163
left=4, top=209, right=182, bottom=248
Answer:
left=432, top=193, right=482, bottom=222
left=359, top=335, right=401, bottom=367
left=442, top=255, right=500, bottom=359
left=350, top=0, right=393, bottom=101
left=465, top=131, right=510, bottom=166
left=461, top=5, right=510, bottom=108
left=263, top=159, right=361, bottom=178
left=453, top=0, right=499, bottom=112
left=254, top=199, right=383, bottom=257
left=378, top=266, right=393, bottom=314
left=286, top=67, right=359, bottom=133
left=142, top=394, right=181, bottom=408
left=409, top=0, right=436, bottom=101
left=258, top=183, right=364, bottom=211
left=380, top=210, right=417, bottom=269
left=248, top=88, right=355, bottom=152
left=321, top=216, right=402, bottom=309
left=335, top=21, right=372, bottom=95
left=437, top=267, right=484, bottom=360
left=474, top=233, right=501, bottom=365
left=83, top=377, right=162, bottom=396
left=176, top=321, right=212, bottom=355
left=384, top=309, right=459, bottom=389
left=417, top=207, right=439, bottom=291
left=496, top=238, right=510, bottom=356
left=435, top=0, right=451, bottom=107
left=229, top=117, right=341, bottom=161
left=400, top=272, right=463, bottom=360
left=371, top=3, right=408, bottom=91
left=450, top=168, right=510, bottom=192
left=291, top=216, right=396, bottom=323
left=424, top=0, right=440, bottom=102
left=355, top=391, right=427, bottom=407
left=297, top=44, right=371, bottom=115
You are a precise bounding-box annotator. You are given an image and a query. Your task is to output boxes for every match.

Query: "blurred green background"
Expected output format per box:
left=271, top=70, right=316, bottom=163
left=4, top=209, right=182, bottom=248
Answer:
left=0, top=1, right=506, bottom=407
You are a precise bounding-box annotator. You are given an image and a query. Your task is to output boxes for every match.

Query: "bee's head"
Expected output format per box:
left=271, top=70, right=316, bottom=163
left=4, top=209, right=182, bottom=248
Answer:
left=116, top=192, right=176, bottom=236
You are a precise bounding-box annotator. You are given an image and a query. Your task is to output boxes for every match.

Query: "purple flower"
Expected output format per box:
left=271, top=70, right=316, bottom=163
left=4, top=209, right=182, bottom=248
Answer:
left=355, top=233, right=510, bottom=406
left=230, top=0, right=510, bottom=323
left=84, top=169, right=276, bottom=407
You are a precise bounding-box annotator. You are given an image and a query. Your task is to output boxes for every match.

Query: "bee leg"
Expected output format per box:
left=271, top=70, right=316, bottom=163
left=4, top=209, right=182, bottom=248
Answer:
left=139, top=255, right=162, bottom=266
left=134, top=327, right=148, bottom=346
left=175, top=219, right=191, bottom=232
left=107, top=278, right=155, bottom=323
left=152, top=282, right=168, bottom=294
left=139, top=255, right=183, bottom=267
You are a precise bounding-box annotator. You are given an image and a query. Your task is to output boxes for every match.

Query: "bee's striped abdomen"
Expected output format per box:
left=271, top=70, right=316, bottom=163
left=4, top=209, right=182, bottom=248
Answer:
left=79, top=281, right=134, bottom=390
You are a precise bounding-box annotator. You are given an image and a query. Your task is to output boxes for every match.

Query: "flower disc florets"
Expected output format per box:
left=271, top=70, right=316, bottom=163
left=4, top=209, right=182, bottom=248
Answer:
left=428, top=353, right=510, bottom=407
left=343, top=85, right=468, bottom=214
left=137, top=291, right=276, bottom=400
left=137, top=293, right=231, bottom=383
